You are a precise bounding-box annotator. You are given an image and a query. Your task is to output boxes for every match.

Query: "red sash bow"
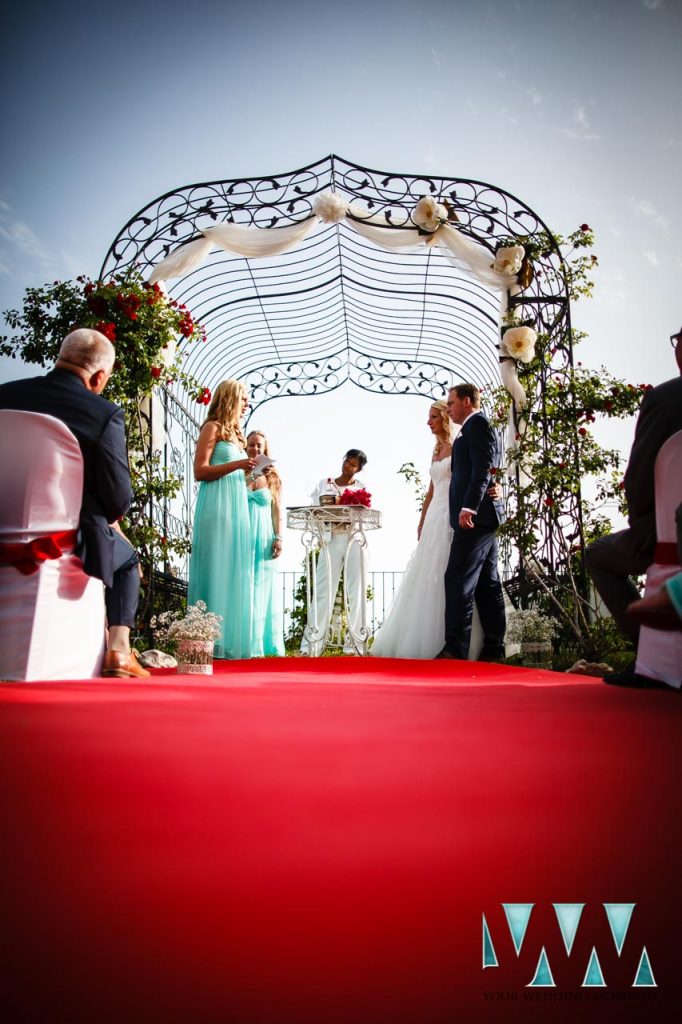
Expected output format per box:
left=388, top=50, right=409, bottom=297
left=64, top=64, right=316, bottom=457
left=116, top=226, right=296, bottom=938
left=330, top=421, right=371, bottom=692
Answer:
left=0, top=530, right=78, bottom=575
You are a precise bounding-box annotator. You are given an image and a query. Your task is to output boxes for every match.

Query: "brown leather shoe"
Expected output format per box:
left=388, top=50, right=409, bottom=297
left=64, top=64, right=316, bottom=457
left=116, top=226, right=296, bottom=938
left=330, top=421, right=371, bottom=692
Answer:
left=102, top=650, right=150, bottom=679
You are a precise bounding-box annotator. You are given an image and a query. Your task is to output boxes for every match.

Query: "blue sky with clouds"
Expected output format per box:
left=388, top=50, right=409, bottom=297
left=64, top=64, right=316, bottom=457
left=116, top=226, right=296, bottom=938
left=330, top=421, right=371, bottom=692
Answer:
left=2, top=0, right=680, bottom=569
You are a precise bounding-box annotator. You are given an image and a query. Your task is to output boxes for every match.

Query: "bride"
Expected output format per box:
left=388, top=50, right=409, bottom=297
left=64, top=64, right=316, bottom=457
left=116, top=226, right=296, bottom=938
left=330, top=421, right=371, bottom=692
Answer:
left=371, top=400, right=488, bottom=660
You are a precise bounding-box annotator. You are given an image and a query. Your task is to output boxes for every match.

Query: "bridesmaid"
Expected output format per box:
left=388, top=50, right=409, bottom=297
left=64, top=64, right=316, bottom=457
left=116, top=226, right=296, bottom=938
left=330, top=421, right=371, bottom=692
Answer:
left=188, top=380, right=256, bottom=659
left=245, top=430, right=285, bottom=657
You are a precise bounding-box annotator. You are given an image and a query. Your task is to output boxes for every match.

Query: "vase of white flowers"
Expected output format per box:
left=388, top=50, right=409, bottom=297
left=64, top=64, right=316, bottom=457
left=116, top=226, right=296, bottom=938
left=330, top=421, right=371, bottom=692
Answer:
left=506, top=609, right=557, bottom=668
left=166, top=601, right=223, bottom=675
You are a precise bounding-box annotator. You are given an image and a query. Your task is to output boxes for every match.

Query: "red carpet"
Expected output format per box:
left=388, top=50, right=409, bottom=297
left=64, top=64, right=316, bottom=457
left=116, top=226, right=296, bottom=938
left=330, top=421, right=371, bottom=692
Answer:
left=1, top=658, right=680, bottom=1023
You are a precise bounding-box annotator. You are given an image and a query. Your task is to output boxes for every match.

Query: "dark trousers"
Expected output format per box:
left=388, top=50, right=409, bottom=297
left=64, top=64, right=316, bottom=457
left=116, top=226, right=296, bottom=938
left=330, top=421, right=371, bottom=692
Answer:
left=444, top=526, right=506, bottom=660
left=105, top=532, right=140, bottom=629
left=586, top=528, right=653, bottom=644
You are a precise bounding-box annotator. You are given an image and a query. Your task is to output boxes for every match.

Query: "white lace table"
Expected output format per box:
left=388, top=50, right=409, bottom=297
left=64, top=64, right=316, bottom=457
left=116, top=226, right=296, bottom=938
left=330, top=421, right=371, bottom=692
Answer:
left=286, top=506, right=382, bottom=656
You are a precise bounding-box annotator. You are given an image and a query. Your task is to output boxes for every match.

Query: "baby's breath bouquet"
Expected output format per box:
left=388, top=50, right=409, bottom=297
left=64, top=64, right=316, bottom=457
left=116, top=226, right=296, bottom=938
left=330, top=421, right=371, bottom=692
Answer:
left=151, top=601, right=222, bottom=655
left=506, top=609, right=557, bottom=645
left=168, top=601, right=223, bottom=642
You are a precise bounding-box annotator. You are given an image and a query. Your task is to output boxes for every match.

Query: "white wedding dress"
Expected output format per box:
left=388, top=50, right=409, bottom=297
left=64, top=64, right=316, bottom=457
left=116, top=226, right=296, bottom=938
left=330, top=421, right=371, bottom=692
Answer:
left=372, top=458, right=454, bottom=660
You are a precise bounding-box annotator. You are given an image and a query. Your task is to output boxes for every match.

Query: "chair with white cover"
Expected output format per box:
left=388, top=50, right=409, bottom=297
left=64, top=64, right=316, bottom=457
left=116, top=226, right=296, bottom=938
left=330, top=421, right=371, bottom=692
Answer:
left=635, top=429, right=682, bottom=688
left=0, top=410, right=105, bottom=681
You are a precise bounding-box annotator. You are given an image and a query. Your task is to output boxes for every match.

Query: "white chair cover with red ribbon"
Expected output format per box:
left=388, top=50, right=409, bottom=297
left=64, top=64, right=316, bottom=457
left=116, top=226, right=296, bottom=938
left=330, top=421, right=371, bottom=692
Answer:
left=0, top=410, right=105, bottom=681
left=635, top=429, right=682, bottom=688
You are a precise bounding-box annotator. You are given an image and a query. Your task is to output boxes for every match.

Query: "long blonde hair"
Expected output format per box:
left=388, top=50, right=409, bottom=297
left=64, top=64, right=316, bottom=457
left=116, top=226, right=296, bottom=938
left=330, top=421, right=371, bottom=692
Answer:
left=206, top=380, right=247, bottom=447
left=431, top=400, right=454, bottom=455
left=246, top=430, right=282, bottom=499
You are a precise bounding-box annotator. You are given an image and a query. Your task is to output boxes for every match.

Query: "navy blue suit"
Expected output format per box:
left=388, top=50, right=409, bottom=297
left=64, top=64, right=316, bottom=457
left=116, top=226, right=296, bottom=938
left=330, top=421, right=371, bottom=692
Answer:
left=0, top=368, right=139, bottom=627
left=444, top=411, right=506, bottom=659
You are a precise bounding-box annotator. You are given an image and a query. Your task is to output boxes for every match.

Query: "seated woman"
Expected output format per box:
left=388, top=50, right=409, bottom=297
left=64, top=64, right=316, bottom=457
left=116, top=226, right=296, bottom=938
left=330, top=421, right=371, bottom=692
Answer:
left=245, top=430, right=285, bottom=657
left=188, top=380, right=256, bottom=659
left=304, top=449, right=369, bottom=656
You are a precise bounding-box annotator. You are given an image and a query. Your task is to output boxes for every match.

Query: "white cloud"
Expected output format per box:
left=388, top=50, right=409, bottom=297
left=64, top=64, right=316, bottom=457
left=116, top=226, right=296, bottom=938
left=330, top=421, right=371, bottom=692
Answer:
left=642, top=0, right=662, bottom=10
left=0, top=217, right=51, bottom=264
left=496, top=106, right=519, bottom=127
left=527, top=87, right=543, bottom=106
left=628, top=196, right=670, bottom=231
left=643, top=250, right=660, bottom=267
left=562, top=103, right=601, bottom=141
left=430, top=48, right=441, bottom=69
left=0, top=200, right=74, bottom=281
left=598, top=266, right=628, bottom=307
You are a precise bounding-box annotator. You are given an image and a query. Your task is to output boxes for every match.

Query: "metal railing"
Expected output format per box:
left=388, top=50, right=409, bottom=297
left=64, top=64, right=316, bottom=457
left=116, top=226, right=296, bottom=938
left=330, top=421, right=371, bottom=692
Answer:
left=280, top=569, right=404, bottom=642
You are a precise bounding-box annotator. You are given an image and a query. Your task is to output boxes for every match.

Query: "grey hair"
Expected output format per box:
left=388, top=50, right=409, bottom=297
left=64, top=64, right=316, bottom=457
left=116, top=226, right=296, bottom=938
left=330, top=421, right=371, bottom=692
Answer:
left=58, top=329, right=115, bottom=375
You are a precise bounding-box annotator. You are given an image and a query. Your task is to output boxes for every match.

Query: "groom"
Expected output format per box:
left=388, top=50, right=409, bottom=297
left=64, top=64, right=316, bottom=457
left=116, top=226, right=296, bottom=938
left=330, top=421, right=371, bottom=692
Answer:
left=437, top=383, right=506, bottom=661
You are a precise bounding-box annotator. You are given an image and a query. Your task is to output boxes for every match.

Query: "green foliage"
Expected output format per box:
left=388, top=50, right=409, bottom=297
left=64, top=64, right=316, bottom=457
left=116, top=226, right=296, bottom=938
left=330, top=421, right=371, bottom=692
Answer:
left=398, top=461, right=428, bottom=508
left=284, top=569, right=308, bottom=652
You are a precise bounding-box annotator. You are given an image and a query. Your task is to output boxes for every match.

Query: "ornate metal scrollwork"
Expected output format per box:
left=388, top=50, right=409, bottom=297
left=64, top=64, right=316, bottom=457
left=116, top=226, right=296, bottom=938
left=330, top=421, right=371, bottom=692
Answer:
left=101, top=155, right=577, bottom=595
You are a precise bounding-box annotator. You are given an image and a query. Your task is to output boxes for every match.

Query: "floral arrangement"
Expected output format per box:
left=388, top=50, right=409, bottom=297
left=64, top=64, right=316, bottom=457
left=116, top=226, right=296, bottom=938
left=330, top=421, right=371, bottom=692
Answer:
left=1, top=266, right=209, bottom=407
left=151, top=601, right=223, bottom=652
left=413, top=196, right=450, bottom=235
left=493, top=244, right=525, bottom=276
left=339, top=488, right=372, bottom=508
left=500, top=325, right=538, bottom=363
left=506, top=609, right=558, bottom=644
left=313, top=192, right=350, bottom=224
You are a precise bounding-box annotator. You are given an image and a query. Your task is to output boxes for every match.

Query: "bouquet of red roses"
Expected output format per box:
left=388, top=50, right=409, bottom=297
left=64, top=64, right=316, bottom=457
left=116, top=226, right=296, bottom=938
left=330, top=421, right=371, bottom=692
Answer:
left=339, top=488, right=372, bottom=508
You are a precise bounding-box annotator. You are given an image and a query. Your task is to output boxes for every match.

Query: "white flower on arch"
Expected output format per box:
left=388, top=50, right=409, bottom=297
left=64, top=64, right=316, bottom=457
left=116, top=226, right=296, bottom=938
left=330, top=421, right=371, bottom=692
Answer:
left=413, top=195, right=448, bottom=233
left=501, top=326, right=537, bottom=363
left=313, top=192, right=349, bottom=224
left=493, top=245, right=525, bottom=276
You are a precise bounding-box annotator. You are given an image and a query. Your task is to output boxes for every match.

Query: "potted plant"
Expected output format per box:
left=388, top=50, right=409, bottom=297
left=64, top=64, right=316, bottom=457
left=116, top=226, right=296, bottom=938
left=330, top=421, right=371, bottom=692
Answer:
left=506, top=609, right=558, bottom=668
left=152, top=601, right=223, bottom=675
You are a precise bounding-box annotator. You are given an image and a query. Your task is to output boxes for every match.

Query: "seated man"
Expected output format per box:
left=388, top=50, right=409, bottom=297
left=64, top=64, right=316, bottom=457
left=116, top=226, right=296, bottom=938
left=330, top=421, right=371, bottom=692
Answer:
left=0, top=328, right=149, bottom=678
left=587, top=327, right=682, bottom=683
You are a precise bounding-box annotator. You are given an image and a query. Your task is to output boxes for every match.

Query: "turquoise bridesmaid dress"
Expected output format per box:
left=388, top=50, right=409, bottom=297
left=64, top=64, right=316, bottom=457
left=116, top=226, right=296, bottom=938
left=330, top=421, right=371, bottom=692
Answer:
left=248, top=488, right=285, bottom=657
left=188, top=440, right=253, bottom=659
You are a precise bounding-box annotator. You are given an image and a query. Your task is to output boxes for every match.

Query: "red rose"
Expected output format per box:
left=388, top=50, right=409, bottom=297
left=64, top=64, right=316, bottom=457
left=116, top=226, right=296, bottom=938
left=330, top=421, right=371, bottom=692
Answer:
left=151, top=367, right=162, bottom=379
left=580, top=223, right=591, bottom=232
left=95, top=321, right=116, bottom=342
left=544, top=497, right=555, bottom=507
left=87, top=295, right=108, bottom=317
left=579, top=427, right=587, bottom=436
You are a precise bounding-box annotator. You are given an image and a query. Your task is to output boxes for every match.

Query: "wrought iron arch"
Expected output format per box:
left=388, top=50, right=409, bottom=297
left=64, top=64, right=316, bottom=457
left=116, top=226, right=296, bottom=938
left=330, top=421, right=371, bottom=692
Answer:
left=101, top=155, right=576, bottom=593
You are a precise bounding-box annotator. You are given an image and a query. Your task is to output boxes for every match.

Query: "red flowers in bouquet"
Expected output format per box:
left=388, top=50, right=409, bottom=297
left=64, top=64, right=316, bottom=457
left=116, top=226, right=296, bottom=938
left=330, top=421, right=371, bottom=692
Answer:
left=339, top=488, right=371, bottom=508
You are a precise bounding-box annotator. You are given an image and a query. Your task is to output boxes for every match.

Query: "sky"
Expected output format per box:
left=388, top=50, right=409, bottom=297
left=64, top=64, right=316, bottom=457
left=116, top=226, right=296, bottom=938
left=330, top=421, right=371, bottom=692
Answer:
left=2, top=0, right=681, bottom=572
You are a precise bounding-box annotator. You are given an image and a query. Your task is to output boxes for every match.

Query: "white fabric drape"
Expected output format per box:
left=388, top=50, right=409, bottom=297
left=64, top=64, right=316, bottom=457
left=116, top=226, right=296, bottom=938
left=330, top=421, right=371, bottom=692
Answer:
left=150, top=203, right=520, bottom=296
left=147, top=194, right=528, bottom=410
left=149, top=219, right=318, bottom=284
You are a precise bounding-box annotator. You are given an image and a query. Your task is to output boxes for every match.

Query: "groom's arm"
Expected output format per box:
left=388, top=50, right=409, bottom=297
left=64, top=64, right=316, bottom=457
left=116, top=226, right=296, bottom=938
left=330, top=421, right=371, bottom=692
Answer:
left=463, top=417, right=496, bottom=514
